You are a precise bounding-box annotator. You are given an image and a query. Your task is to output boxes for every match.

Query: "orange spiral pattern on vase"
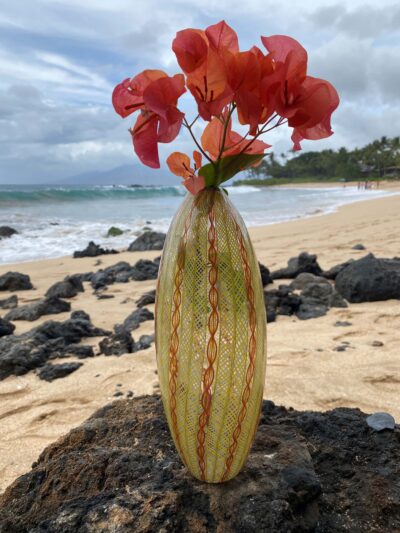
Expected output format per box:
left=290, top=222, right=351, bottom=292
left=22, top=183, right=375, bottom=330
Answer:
left=168, top=203, right=196, bottom=465
left=196, top=196, right=219, bottom=480
left=221, top=219, right=258, bottom=482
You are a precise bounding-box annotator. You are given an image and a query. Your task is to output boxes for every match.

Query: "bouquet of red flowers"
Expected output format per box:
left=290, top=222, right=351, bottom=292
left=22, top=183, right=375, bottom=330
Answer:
left=113, top=21, right=338, bottom=195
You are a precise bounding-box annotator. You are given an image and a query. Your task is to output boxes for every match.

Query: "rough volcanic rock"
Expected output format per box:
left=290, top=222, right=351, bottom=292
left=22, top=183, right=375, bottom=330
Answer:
left=321, top=259, right=354, bottom=280
left=135, top=289, right=156, bottom=308
left=271, top=252, right=323, bottom=280
left=71, top=272, right=94, bottom=283
left=290, top=272, right=330, bottom=290
left=55, top=344, right=94, bottom=359
left=265, top=286, right=301, bottom=323
left=0, top=271, right=33, bottom=292
left=0, top=313, right=109, bottom=380
left=4, top=297, right=70, bottom=322
left=1, top=396, right=399, bottom=532
left=128, top=231, right=166, bottom=251
left=265, top=280, right=345, bottom=322
left=0, top=226, right=18, bottom=238
left=99, top=330, right=135, bottom=356
left=98, top=331, right=154, bottom=356
left=90, top=260, right=159, bottom=290
left=135, top=333, right=155, bottom=350
left=296, top=298, right=328, bottom=320
left=301, top=283, right=347, bottom=309
left=335, top=254, right=400, bottom=303
left=37, top=362, right=83, bottom=382
left=73, top=241, right=119, bottom=258
left=0, top=318, right=15, bottom=337
left=45, top=276, right=84, bottom=299
left=259, top=262, right=273, bottom=286
left=130, top=259, right=159, bottom=281
left=0, top=295, right=18, bottom=309
left=116, top=307, right=154, bottom=333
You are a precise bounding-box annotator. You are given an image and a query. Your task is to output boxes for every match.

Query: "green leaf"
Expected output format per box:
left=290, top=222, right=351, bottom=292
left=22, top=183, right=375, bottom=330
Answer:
left=198, top=153, right=266, bottom=188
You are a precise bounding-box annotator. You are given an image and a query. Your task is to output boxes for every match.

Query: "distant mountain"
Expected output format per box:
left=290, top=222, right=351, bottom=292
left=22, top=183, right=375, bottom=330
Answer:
left=60, top=163, right=174, bottom=186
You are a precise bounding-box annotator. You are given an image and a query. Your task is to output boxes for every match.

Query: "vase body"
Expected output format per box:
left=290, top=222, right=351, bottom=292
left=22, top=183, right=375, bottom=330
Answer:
left=155, top=188, right=266, bottom=483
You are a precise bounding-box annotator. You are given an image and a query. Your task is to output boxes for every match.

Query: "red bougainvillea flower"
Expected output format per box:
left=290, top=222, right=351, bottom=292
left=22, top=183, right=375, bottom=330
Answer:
left=226, top=47, right=275, bottom=135
left=167, top=150, right=205, bottom=194
left=201, top=114, right=270, bottom=161
left=172, top=21, right=238, bottom=120
left=112, top=70, right=186, bottom=168
left=261, top=35, right=339, bottom=150
left=112, top=21, right=339, bottom=192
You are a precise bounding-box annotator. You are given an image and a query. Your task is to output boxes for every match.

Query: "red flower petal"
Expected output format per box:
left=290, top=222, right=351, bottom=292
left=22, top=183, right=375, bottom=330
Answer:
left=206, top=20, right=239, bottom=54
left=172, top=29, right=209, bottom=73
left=131, top=114, right=160, bottom=168
left=167, top=152, right=192, bottom=177
left=182, top=174, right=206, bottom=195
left=112, top=78, right=143, bottom=118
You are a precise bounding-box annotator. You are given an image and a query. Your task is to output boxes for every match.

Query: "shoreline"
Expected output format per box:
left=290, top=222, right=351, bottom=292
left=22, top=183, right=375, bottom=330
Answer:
left=0, top=191, right=400, bottom=493
left=1, top=182, right=399, bottom=267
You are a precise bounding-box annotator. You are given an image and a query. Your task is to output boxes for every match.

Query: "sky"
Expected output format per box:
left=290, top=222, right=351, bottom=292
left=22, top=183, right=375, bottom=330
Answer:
left=0, top=0, right=399, bottom=184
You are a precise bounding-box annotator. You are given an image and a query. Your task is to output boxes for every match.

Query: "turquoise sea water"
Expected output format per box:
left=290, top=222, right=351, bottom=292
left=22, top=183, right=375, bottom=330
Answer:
left=0, top=184, right=395, bottom=264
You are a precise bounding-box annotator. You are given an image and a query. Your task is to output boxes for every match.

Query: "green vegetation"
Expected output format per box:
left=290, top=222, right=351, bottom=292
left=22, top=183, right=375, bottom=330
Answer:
left=235, top=136, right=400, bottom=186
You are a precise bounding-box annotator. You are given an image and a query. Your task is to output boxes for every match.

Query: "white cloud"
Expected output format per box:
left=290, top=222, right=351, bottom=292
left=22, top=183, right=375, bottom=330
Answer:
left=0, top=0, right=399, bottom=183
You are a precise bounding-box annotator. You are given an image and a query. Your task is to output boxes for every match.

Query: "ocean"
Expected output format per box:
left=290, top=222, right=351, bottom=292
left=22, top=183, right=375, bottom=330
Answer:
left=0, top=184, right=395, bottom=264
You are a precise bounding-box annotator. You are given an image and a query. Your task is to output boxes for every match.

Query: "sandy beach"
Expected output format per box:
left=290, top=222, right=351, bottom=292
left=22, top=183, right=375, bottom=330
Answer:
left=0, top=186, right=399, bottom=493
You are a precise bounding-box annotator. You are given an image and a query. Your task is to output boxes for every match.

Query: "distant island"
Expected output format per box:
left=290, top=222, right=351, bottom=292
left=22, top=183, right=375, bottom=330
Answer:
left=235, top=136, right=400, bottom=186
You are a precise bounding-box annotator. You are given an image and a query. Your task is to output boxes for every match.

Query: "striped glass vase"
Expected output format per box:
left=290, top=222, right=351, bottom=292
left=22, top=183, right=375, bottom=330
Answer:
left=155, top=188, right=266, bottom=483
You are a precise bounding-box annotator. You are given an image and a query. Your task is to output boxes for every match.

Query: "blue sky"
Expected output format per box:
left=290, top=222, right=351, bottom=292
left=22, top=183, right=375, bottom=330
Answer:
left=0, top=0, right=399, bottom=184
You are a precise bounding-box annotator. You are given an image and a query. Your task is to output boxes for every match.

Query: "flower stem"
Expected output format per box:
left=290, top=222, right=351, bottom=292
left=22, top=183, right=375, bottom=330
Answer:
left=183, top=118, right=214, bottom=164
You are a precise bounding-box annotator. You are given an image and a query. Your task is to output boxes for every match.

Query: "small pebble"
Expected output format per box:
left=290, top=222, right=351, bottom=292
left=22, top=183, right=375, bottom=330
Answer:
left=116, top=383, right=122, bottom=387
left=366, top=412, right=395, bottom=432
left=113, top=391, right=124, bottom=397
left=334, top=321, right=352, bottom=327
left=127, top=391, right=134, bottom=398
left=372, top=340, right=384, bottom=347
left=333, top=346, right=347, bottom=352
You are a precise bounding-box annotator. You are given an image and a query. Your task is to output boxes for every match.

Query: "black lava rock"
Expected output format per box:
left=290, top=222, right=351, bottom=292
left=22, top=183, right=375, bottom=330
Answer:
left=0, top=272, right=33, bottom=292
left=134, top=333, right=155, bottom=350
left=130, top=259, right=159, bottom=281
left=352, top=243, right=366, bottom=250
left=0, top=226, right=18, bottom=238
left=136, top=289, right=156, bottom=308
left=271, top=252, right=323, bottom=279
left=0, top=295, right=18, bottom=309
left=37, top=362, right=83, bottom=382
left=0, top=313, right=109, bottom=380
left=265, top=286, right=301, bottom=322
left=45, top=276, right=84, bottom=299
left=116, top=307, right=155, bottom=333
left=321, top=259, right=354, bottom=280
left=1, top=396, right=399, bottom=532
left=73, top=241, right=119, bottom=258
left=296, top=297, right=328, bottom=320
left=99, top=330, right=135, bottom=356
left=128, top=231, right=166, bottom=251
left=4, top=297, right=70, bottom=322
left=335, top=253, right=400, bottom=302
left=290, top=272, right=330, bottom=290
left=0, top=318, right=15, bottom=337
left=259, top=262, right=273, bottom=286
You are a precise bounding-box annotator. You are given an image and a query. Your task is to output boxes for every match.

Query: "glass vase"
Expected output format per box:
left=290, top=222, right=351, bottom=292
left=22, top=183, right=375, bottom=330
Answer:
left=155, top=188, right=266, bottom=483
